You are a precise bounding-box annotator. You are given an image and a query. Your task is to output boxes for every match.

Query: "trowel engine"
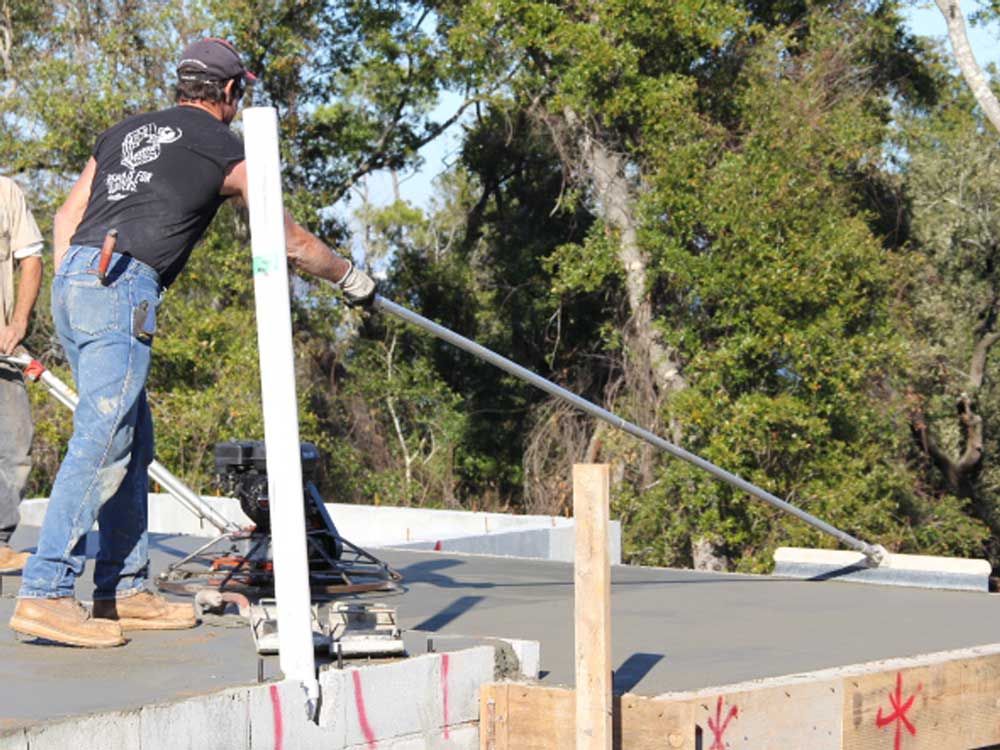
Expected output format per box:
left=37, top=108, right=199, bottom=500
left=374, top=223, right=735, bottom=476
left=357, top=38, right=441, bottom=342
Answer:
left=156, top=440, right=401, bottom=601
left=213, top=440, right=343, bottom=560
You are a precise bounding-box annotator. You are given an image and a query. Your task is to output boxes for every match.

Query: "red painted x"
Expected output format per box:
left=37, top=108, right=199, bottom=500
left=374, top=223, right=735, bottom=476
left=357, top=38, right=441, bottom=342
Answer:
left=707, top=695, right=738, bottom=750
left=875, top=672, right=919, bottom=750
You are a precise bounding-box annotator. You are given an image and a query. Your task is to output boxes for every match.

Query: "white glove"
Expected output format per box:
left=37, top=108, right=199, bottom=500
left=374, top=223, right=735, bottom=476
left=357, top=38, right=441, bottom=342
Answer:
left=332, top=262, right=376, bottom=308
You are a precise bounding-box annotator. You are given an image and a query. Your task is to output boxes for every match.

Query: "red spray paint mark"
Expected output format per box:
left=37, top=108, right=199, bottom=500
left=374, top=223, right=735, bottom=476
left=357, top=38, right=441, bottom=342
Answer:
left=441, top=653, right=451, bottom=739
left=707, top=695, right=738, bottom=750
left=875, top=672, right=920, bottom=750
left=268, top=684, right=284, bottom=750
left=434, top=540, right=442, bottom=551
left=353, top=669, right=378, bottom=749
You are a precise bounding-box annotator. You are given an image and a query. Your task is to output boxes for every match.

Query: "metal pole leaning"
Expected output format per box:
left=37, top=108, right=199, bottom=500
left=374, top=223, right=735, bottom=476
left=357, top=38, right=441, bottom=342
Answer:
left=372, top=295, right=886, bottom=564
left=0, top=350, right=238, bottom=535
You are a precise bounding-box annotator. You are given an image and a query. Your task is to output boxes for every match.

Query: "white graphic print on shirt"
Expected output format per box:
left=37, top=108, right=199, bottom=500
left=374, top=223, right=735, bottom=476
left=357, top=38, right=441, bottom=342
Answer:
left=106, top=124, right=183, bottom=201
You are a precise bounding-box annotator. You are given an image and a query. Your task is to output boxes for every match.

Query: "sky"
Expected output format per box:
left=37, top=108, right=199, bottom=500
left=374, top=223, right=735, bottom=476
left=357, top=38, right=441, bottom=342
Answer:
left=340, top=2, right=1000, bottom=244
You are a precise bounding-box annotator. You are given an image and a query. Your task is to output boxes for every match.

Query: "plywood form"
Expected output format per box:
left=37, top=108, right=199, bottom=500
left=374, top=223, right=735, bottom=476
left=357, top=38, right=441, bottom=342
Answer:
left=690, top=680, right=842, bottom=750
left=482, top=646, right=1000, bottom=750
left=843, top=653, right=1000, bottom=750
left=479, top=683, right=693, bottom=750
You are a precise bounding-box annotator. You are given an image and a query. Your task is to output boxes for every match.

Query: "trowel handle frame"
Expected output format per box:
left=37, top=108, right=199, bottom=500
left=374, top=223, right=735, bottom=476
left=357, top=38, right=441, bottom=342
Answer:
left=0, top=348, right=238, bottom=535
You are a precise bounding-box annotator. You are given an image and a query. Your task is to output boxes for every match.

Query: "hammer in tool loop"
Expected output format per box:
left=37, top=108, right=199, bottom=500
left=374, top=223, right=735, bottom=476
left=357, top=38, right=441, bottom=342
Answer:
left=96, top=228, right=118, bottom=285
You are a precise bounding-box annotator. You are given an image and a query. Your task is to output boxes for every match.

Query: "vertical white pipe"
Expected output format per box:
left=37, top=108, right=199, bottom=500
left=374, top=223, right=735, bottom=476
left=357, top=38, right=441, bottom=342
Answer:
left=243, top=106, right=319, bottom=716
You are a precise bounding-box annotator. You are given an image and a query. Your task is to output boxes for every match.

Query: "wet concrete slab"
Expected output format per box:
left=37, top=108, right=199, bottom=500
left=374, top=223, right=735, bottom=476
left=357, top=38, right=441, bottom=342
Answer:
left=4, top=525, right=1000, bottom=728
left=391, top=551, right=1000, bottom=695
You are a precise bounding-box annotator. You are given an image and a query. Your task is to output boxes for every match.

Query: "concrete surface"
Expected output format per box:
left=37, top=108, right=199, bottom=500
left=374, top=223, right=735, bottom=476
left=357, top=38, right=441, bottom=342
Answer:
left=4, top=524, right=1000, bottom=730
left=387, top=547, right=1000, bottom=694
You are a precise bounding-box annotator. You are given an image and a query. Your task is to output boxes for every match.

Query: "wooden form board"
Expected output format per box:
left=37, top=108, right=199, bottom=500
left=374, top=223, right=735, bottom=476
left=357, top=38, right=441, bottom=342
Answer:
left=479, top=683, right=693, bottom=750
left=690, top=679, right=842, bottom=750
left=843, top=653, right=1000, bottom=750
left=481, top=647, right=1000, bottom=750
left=574, top=464, right=612, bottom=750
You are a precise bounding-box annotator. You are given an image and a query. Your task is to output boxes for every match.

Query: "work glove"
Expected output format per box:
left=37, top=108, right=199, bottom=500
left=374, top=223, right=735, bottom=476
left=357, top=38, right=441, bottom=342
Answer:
left=333, top=262, right=377, bottom=308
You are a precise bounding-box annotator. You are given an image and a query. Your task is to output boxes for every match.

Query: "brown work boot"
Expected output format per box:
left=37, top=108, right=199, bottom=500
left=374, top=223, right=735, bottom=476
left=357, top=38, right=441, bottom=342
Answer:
left=9, top=597, right=125, bottom=648
left=0, top=546, right=30, bottom=573
left=92, top=591, right=197, bottom=631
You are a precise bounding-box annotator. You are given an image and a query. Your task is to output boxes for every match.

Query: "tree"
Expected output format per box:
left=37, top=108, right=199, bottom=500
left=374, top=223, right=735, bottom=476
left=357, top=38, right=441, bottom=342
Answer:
left=4, top=0, right=471, bottom=499
left=935, top=0, right=1000, bottom=132
left=901, top=75, right=1000, bottom=552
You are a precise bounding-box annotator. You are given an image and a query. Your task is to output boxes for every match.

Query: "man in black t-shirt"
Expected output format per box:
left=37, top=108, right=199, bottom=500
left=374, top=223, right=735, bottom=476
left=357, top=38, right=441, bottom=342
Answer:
left=11, top=39, right=375, bottom=647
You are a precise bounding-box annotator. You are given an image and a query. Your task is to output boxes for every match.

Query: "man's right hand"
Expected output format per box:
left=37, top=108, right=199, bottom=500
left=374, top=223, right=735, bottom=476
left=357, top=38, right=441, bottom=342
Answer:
left=0, top=321, right=27, bottom=356
left=336, top=263, right=377, bottom=308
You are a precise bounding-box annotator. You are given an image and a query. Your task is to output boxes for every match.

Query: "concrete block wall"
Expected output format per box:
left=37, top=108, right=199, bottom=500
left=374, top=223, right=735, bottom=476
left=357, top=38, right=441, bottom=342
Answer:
left=2, top=645, right=500, bottom=750
left=396, top=522, right=623, bottom=565
left=20, top=497, right=624, bottom=564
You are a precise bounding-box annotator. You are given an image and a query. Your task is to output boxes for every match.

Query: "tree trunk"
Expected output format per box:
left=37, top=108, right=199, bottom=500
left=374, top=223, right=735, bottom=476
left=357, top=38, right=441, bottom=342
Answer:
left=568, top=113, right=728, bottom=568
left=691, top=537, right=729, bottom=572
left=936, top=0, right=1000, bottom=135
left=574, top=119, right=687, bottom=430
left=910, top=327, right=998, bottom=498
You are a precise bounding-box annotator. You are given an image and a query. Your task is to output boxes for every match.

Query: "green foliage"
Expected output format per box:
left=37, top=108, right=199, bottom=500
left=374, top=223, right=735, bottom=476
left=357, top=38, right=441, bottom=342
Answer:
left=7, top=1, right=1000, bottom=574
left=897, top=70, right=1000, bottom=549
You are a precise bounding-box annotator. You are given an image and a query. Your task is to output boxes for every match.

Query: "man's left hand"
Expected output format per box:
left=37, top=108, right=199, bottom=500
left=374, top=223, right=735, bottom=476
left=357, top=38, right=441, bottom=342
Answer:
left=0, top=322, right=26, bottom=356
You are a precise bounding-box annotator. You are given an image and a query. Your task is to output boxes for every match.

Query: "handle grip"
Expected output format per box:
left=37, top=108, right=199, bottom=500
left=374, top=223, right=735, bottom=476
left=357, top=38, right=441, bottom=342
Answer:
left=98, top=229, right=118, bottom=284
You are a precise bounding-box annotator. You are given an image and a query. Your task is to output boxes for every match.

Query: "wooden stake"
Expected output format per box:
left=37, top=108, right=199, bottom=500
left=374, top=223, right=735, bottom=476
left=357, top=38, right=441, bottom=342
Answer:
left=574, top=463, right=612, bottom=750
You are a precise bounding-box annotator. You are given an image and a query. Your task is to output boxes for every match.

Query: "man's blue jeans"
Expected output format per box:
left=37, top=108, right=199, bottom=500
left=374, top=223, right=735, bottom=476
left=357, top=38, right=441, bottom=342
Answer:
left=20, top=245, right=161, bottom=601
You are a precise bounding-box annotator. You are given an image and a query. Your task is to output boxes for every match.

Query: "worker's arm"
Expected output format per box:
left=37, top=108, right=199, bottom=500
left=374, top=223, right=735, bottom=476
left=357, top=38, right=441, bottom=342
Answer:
left=0, top=255, right=42, bottom=355
left=221, top=161, right=376, bottom=306
left=53, top=158, right=97, bottom=272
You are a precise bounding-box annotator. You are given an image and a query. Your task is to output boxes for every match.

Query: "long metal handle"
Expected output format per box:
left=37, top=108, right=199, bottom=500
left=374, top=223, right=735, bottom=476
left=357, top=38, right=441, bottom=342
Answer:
left=1, top=350, right=238, bottom=534
left=373, top=295, right=884, bottom=563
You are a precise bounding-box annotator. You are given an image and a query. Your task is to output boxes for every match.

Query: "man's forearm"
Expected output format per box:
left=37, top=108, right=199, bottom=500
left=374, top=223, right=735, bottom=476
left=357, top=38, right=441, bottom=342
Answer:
left=11, top=257, right=42, bottom=329
left=283, top=210, right=352, bottom=282
left=0, top=257, right=42, bottom=354
left=52, top=211, right=77, bottom=272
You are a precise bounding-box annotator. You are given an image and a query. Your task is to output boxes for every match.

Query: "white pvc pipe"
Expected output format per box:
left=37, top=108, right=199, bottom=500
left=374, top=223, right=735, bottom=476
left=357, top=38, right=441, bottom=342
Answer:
left=243, top=106, right=319, bottom=717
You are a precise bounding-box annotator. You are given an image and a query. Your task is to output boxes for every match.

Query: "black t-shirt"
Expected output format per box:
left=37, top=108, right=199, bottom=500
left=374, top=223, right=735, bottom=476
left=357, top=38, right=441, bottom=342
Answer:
left=72, top=106, right=245, bottom=287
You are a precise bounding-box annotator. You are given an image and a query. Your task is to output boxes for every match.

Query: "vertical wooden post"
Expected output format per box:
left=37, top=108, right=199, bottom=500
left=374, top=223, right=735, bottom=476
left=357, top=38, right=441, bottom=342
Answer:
left=574, top=463, right=612, bottom=750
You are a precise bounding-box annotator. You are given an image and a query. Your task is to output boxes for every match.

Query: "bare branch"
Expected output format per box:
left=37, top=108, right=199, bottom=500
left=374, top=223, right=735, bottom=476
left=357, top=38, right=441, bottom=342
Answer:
left=969, top=331, right=1000, bottom=390
left=956, top=393, right=984, bottom=472
left=332, top=95, right=483, bottom=203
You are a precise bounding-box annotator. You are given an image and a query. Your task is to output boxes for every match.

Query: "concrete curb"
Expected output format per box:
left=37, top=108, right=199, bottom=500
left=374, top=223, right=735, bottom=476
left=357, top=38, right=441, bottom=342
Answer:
left=3, top=644, right=513, bottom=750
left=19, top=497, right=623, bottom=564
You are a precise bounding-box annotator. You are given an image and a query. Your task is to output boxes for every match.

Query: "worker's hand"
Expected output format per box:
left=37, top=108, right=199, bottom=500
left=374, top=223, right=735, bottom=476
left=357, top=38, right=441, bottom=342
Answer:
left=335, top=263, right=377, bottom=308
left=0, top=321, right=27, bottom=356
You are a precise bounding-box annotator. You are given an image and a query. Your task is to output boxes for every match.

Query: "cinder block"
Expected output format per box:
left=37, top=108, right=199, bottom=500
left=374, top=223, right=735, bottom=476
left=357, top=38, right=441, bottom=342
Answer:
left=500, top=638, right=540, bottom=680
left=140, top=687, right=250, bottom=750
left=341, top=654, right=441, bottom=747
left=412, top=634, right=540, bottom=681
left=347, top=722, right=479, bottom=750
left=0, top=729, right=25, bottom=750
left=549, top=521, right=622, bottom=564
left=248, top=679, right=346, bottom=750
left=440, top=647, right=496, bottom=725
left=317, top=664, right=349, bottom=730
left=338, top=647, right=492, bottom=747
left=25, top=711, right=141, bottom=750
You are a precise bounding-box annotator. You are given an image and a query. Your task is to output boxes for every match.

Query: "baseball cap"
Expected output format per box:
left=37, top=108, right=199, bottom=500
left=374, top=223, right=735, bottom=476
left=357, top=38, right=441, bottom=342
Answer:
left=177, top=38, right=257, bottom=83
